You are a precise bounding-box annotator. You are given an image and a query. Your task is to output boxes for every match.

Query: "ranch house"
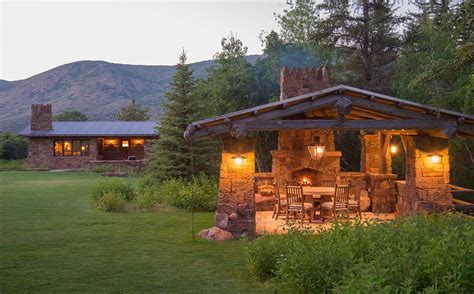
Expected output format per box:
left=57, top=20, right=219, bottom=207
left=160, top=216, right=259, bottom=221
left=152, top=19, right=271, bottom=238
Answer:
left=19, top=104, right=158, bottom=170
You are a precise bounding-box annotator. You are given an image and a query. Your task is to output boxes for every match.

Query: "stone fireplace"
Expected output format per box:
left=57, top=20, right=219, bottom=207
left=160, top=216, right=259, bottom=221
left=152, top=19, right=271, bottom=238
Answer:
left=292, top=168, right=319, bottom=186
left=272, top=129, right=342, bottom=194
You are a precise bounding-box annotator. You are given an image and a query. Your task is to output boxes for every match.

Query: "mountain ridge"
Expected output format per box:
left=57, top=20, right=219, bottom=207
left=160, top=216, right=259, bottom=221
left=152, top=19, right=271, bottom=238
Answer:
left=0, top=55, right=260, bottom=132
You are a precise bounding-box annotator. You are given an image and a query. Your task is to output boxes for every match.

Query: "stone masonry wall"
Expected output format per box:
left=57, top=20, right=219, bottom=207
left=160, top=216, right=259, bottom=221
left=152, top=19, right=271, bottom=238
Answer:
left=27, top=138, right=97, bottom=169
left=215, top=136, right=256, bottom=237
left=31, top=104, right=52, bottom=131
left=399, top=135, right=451, bottom=214
left=272, top=129, right=341, bottom=195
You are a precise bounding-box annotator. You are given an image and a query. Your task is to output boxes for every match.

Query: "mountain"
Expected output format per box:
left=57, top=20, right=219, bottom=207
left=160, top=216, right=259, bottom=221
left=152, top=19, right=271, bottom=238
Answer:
left=0, top=55, right=260, bottom=132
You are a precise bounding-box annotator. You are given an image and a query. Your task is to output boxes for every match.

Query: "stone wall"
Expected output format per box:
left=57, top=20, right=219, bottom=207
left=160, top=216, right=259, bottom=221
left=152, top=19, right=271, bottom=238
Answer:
left=399, top=135, right=451, bottom=214
left=280, top=66, right=332, bottom=100
left=215, top=136, right=256, bottom=237
left=27, top=138, right=96, bottom=169
left=31, top=104, right=52, bottom=131
left=272, top=130, right=341, bottom=195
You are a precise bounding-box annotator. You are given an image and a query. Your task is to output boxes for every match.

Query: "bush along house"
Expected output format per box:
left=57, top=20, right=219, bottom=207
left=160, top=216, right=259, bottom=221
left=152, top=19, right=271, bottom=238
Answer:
left=19, top=104, right=158, bottom=170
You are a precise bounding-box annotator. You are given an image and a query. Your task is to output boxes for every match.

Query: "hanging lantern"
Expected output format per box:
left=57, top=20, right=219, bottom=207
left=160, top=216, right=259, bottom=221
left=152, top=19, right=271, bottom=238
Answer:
left=390, top=145, right=397, bottom=154
left=307, top=145, right=325, bottom=160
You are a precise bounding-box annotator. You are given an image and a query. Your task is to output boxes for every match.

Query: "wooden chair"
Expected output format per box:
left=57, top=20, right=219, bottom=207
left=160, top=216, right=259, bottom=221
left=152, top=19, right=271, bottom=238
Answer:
left=285, top=185, right=314, bottom=225
left=322, top=180, right=336, bottom=187
left=321, top=184, right=350, bottom=222
left=272, top=181, right=287, bottom=220
left=348, top=190, right=362, bottom=219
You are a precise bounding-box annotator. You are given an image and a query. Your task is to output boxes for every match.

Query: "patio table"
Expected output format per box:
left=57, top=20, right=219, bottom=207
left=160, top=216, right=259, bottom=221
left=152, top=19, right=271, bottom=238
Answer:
left=303, top=186, right=335, bottom=221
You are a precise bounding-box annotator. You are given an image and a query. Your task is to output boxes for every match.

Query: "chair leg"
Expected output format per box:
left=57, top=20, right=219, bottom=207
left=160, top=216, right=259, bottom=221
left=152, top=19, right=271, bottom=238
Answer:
left=285, top=208, right=289, bottom=225
left=334, top=209, right=338, bottom=222
left=272, top=204, right=277, bottom=219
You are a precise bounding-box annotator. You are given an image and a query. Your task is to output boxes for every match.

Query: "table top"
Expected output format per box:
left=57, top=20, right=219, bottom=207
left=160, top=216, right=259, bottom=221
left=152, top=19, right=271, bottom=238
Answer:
left=303, top=186, right=335, bottom=196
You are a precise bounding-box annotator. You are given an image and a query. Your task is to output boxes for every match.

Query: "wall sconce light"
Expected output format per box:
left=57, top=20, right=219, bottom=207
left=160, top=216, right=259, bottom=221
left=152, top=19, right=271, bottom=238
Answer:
left=390, top=145, right=397, bottom=154
left=307, top=145, right=325, bottom=160
left=231, top=155, right=246, bottom=165
left=81, top=146, right=85, bottom=151
left=430, top=154, right=442, bottom=164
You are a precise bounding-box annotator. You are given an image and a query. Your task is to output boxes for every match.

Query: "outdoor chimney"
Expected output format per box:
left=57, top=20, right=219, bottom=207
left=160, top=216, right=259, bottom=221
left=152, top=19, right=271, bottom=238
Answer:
left=280, top=66, right=332, bottom=100
left=31, top=104, right=52, bottom=131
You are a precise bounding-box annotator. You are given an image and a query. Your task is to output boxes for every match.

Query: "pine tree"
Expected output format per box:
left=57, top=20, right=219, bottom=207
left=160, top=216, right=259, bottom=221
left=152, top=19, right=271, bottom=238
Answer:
left=147, top=51, right=218, bottom=181
left=117, top=99, right=151, bottom=121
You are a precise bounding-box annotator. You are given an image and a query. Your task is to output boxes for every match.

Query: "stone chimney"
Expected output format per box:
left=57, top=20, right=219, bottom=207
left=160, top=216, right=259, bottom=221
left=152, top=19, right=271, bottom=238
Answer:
left=280, top=66, right=332, bottom=100
left=31, top=104, right=52, bottom=131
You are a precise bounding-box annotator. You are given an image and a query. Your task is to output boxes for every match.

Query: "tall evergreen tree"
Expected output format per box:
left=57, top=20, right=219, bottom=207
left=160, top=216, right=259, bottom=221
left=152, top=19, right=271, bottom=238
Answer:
left=148, top=51, right=217, bottom=181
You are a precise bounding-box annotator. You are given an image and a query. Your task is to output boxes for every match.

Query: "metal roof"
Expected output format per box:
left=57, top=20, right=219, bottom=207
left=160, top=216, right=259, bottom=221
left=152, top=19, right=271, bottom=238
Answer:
left=19, top=121, right=159, bottom=138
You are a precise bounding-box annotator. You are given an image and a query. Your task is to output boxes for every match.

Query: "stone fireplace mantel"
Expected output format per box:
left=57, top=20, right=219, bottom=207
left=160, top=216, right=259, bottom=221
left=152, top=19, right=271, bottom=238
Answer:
left=272, top=150, right=342, bottom=158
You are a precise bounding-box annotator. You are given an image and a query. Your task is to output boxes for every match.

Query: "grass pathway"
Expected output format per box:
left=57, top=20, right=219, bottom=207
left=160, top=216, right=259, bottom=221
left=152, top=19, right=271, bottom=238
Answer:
left=0, top=172, right=272, bottom=292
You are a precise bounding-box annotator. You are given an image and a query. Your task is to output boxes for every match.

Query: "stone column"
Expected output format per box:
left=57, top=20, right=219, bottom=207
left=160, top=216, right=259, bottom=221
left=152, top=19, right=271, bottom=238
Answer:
left=401, top=135, right=451, bottom=214
left=215, top=136, right=256, bottom=238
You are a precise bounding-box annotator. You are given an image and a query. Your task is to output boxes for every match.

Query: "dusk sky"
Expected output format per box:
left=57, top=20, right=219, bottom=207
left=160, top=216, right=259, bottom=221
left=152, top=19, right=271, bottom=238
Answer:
left=0, top=0, right=423, bottom=81
left=0, top=0, right=287, bottom=81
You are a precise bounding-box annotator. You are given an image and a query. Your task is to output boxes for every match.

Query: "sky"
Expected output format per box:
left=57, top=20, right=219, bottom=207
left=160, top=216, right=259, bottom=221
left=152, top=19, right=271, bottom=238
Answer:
left=0, top=0, right=426, bottom=81
left=0, top=0, right=288, bottom=81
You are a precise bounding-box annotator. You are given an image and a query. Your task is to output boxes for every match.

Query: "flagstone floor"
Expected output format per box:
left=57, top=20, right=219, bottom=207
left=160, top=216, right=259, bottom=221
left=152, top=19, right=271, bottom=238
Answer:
left=256, top=210, right=396, bottom=235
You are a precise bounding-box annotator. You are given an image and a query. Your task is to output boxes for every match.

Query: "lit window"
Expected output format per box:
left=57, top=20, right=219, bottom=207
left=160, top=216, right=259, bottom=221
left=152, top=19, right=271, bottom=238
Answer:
left=73, top=141, right=81, bottom=156
left=122, top=140, right=129, bottom=147
left=64, top=141, right=72, bottom=156
left=54, top=141, right=63, bottom=156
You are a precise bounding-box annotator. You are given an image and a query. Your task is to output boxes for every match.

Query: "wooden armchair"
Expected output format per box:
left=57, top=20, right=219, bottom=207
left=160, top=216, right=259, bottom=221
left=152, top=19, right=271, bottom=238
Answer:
left=285, top=185, right=314, bottom=225
left=272, top=181, right=286, bottom=220
left=321, top=184, right=350, bottom=222
left=348, top=188, right=362, bottom=219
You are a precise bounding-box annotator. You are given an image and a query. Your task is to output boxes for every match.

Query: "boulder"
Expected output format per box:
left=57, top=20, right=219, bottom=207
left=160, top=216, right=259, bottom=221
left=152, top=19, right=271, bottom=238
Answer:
left=199, top=226, right=233, bottom=241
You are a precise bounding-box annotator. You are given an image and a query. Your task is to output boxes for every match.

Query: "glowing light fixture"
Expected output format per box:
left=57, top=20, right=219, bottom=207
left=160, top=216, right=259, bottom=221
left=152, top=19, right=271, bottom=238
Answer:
left=81, top=146, right=86, bottom=151
left=430, top=154, right=442, bottom=164
left=122, top=141, right=129, bottom=147
left=231, top=155, right=246, bottom=165
left=308, top=145, right=326, bottom=160
left=390, top=145, right=397, bottom=154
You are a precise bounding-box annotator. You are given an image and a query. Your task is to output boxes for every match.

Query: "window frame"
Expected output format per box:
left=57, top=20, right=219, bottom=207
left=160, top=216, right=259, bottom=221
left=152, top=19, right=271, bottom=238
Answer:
left=53, top=139, right=90, bottom=157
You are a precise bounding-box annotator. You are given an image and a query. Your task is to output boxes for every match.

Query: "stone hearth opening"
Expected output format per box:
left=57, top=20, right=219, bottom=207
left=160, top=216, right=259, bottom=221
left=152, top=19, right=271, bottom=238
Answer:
left=291, top=168, right=319, bottom=186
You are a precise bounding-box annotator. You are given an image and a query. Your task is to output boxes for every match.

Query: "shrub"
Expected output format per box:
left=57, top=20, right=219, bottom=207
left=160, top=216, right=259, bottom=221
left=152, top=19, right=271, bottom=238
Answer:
left=247, top=214, right=474, bottom=293
left=0, top=159, right=26, bottom=171
left=0, top=132, right=28, bottom=160
left=160, top=174, right=218, bottom=211
left=89, top=164, right=114, bottom=173
left=91, top=179, right=135, bottom=206
left=98, top=192, right=126, bottom=212
left=137, top=189, right=160, bottom=209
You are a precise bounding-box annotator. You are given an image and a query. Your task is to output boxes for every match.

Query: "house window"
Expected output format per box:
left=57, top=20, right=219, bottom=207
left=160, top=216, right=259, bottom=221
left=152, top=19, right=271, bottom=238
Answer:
left=54, top=140, right=90, bottom=157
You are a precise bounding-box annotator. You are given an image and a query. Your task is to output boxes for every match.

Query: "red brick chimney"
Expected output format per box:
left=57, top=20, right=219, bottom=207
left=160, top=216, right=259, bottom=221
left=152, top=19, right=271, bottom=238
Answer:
left=280, top=66, right=332, bottom=100
left=31, top=104, right=52, bottom=131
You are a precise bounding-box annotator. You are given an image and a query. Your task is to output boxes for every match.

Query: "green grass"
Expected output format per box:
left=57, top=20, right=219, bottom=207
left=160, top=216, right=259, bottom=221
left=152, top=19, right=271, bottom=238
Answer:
left=0, top=172, right=272, bottom=292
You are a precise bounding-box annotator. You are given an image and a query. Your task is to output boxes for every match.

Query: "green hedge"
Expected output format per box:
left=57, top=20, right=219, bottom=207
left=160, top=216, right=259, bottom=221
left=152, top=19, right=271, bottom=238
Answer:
left=247, top=214, right=474, bottom=293
left=135, top=174, right=218, bottom=211
left=91, top=179, right=135, bottom=210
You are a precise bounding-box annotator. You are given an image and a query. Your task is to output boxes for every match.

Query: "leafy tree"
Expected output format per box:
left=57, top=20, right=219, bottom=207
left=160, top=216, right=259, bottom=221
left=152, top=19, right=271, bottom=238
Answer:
left=393, top=1, right=474, bottom=188
left=202, top=34, right=258, bottom=115
left=117, top=99, right=151, bottom=121
left=53, top=110, right=88, bottom=121
left=0, top=132, right=28, bottom=160
left=277, top=0, right=405, bottom=93
left=147, top=51, right=218, bottom=181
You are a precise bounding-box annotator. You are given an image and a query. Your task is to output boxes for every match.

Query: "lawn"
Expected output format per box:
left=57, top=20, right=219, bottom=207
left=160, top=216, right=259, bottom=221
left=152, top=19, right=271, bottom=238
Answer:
left=0, top=171, right=272, bottom=292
